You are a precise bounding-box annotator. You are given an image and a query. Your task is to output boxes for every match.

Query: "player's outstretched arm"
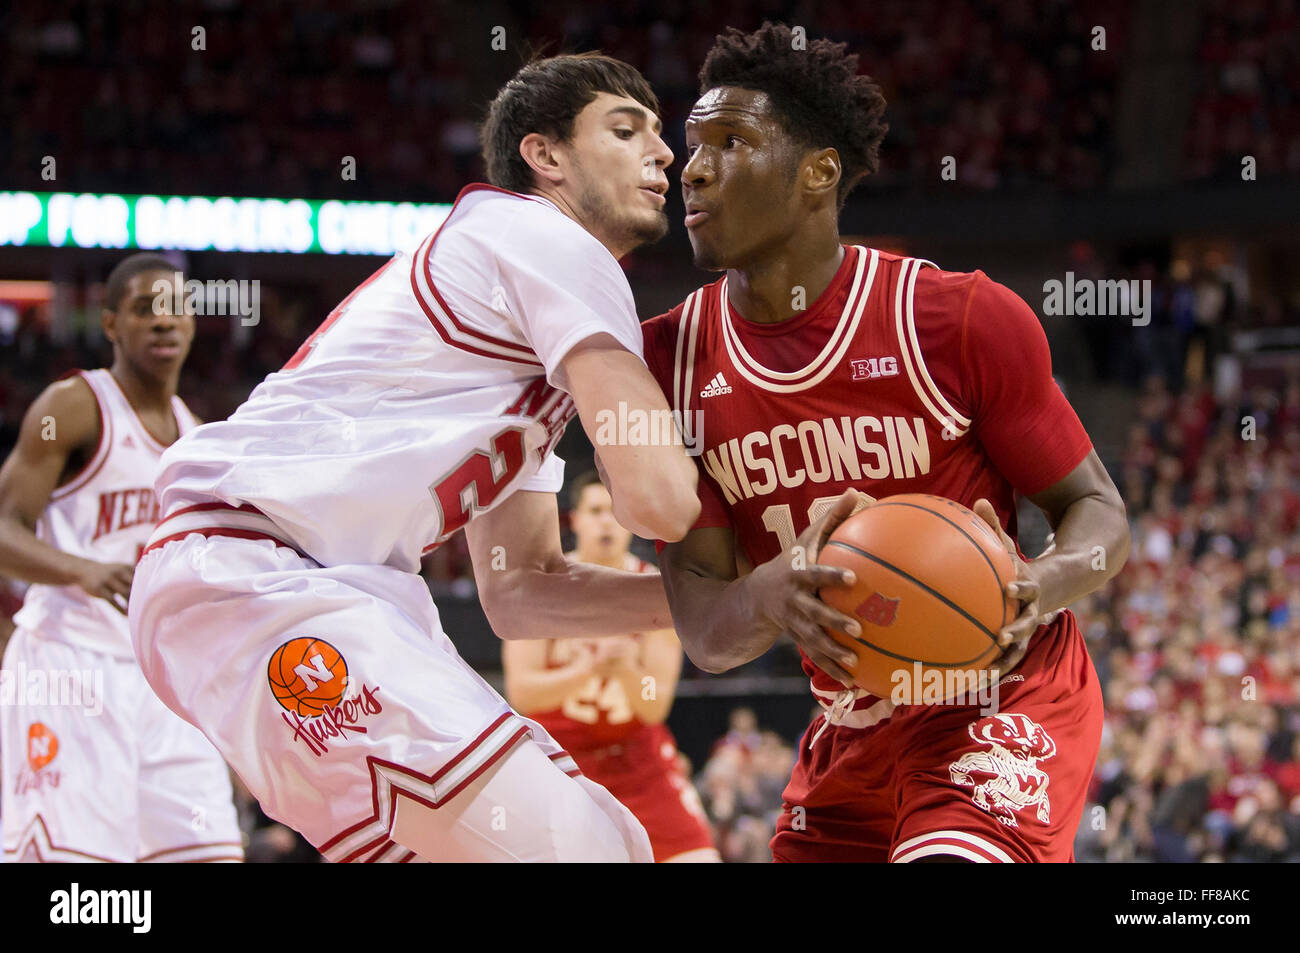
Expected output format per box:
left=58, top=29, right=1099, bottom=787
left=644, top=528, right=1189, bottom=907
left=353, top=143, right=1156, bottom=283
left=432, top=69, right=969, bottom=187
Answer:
left=0, top=378, right=134, bottom=612
left=560, top=335, right=700, bottom=542
left=660, top=489, right=863, bottom=683
left=466, top=488, right=674, bottom=641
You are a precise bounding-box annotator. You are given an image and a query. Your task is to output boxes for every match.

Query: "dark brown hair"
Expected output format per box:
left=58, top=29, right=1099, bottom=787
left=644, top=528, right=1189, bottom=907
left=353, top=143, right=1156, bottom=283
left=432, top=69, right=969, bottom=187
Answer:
left=482, top=52, right=660, bottom=194
left=568, top=469, right=606, bottom=511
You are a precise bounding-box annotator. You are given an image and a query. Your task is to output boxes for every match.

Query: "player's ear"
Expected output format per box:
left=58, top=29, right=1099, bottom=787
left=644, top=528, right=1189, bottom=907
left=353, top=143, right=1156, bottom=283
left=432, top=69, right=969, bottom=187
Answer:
left=519, top=132, right=566, bottom=187
left=802, top=147, right=841, bottom=205
left=101, top=307, right=120, bottom=346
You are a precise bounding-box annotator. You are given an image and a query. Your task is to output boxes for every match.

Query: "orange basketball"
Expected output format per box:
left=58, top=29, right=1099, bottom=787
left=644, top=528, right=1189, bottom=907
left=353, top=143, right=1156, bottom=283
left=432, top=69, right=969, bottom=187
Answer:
left=816, top=494, right=1019, bottom=701
left=267, top=637, right=349, bottom=717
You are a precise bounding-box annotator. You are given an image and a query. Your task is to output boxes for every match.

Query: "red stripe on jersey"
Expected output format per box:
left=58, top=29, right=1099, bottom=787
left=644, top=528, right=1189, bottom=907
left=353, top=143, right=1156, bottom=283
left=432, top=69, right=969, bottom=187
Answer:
left=408, top=184, right=544, bottom=366
left=318, top=712, right=531, bottom=860
left=139, top=527, right=307, bottom=561
left=49, top=371, right=110, bottom=501
left=156, top=501, right=264, bottom=527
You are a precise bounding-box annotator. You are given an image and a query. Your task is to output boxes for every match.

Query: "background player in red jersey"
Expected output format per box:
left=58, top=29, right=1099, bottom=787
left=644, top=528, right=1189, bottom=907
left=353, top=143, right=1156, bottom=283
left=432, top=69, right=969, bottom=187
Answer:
left=641, top=23, right=1132, bottom=862
left=503, top=471, right=719, bottom=862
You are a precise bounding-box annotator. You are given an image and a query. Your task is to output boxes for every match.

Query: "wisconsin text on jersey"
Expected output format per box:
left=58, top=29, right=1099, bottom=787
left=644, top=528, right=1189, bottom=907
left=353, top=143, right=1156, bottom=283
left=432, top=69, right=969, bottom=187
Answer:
left=701, top=414, right=932, bottom=504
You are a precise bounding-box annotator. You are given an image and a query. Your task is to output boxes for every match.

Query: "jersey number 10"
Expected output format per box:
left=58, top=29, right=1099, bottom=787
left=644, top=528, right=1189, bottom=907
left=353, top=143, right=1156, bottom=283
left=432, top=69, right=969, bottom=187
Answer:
left=760, top=494, right=850, bottom=551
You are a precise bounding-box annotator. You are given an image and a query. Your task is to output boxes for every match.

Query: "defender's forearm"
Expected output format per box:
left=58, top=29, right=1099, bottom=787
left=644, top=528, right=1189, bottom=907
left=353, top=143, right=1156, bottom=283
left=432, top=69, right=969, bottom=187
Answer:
left=487, top=563, right=673, bottom=641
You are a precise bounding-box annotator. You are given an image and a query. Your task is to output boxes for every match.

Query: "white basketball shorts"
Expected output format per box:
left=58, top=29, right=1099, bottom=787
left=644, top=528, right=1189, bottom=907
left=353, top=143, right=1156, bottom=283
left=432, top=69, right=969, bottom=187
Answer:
left=129, top=524, right=652, bottom=863
left=0, top=627, right=243, bottom=863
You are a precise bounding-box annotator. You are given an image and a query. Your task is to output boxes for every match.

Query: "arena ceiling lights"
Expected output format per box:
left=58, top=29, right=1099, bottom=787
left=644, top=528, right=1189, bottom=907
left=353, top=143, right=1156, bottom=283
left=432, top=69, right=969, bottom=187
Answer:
left=0, top=191, right=452, bottom=256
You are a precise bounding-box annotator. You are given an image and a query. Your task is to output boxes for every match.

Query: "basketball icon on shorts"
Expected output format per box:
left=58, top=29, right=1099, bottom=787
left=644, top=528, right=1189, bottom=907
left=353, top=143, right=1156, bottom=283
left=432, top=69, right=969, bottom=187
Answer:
left=27, top=722, right=59, bottom=771
left=268, top=637, right=350, bottom=716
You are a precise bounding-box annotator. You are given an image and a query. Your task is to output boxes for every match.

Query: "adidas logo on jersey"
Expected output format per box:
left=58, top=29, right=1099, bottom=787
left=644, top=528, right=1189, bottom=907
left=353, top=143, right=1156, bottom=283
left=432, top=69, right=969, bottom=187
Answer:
left=121, top=434, right=135, bottom=448
left=700, top=372, right=732, bottom=398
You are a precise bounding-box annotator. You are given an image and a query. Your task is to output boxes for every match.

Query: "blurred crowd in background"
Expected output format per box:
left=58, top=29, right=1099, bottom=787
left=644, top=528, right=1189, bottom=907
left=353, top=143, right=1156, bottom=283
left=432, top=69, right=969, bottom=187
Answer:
left=1074, top=374, right=1300, bottom=861
left=1186, top=0, right=1300, bottom=184
left=2, top=0, right=1293, bottom=200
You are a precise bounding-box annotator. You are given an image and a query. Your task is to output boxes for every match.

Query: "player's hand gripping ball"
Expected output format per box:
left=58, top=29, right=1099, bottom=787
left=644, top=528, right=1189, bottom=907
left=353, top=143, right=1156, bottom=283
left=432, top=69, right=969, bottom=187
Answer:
left=816, top=494, right=1020, bottom=700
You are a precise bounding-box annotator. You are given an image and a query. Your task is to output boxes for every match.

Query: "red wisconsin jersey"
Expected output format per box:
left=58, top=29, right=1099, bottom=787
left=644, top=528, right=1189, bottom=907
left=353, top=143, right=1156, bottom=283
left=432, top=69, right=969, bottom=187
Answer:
left=531, top=555, right=658, bottom=751
left=642, top=245, right=1093, bottom=701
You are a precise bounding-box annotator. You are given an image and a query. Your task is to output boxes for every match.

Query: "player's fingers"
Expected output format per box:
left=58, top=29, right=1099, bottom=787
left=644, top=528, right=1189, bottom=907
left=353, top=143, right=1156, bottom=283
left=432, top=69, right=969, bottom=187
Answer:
left=104, top=591, right=129, bottom=616
left=972, top=498, right=1015, bottom=553
left=997, top=606, right=1040, bottom=647
left=785, top=618, right=858, bottom=680
left=1006, top=577, right=1040, bottom=605
left=792, top=563, right=856, bottom=590
left=802, top=647, right=856, bottom=689
left=792, top=591, right=861, bottom=640
left=805, top=488, right=861, bottom=550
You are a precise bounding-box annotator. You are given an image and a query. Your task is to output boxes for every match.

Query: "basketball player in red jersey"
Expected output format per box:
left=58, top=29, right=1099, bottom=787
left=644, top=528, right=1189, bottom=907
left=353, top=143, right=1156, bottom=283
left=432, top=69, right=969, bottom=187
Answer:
left=641, top=24, right=1131, bottom=862
left=503, top=471, right=719, bottom=862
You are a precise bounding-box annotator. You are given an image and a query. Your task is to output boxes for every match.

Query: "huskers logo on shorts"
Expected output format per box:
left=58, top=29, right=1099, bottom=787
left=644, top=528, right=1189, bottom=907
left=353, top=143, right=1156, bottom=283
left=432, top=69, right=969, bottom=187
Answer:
left=14, top=722, right=62, bottom=796
left=948, top=712, right=1056, bottom=828
left=267, top=637, right=383, bottom=757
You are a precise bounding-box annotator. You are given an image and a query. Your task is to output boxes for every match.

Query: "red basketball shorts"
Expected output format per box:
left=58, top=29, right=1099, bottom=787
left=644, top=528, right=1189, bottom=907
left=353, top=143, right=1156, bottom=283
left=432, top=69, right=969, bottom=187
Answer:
left=568, top=724, right=717, bottom=862
left=771, top=613, right=1103, bottom=863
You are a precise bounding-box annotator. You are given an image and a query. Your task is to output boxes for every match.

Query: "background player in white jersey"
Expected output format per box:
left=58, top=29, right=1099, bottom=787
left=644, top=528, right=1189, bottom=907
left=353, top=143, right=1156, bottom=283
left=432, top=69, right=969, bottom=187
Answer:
left=128, top=54, right=700, bottom=863
left=504, top=471, right=719, bottom=862
left=0, top=254, right=243, bottom=863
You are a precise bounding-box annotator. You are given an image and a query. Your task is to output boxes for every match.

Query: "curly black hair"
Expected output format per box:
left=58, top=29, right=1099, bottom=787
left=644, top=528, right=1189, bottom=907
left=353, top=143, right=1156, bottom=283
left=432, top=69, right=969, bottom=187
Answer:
left=698, top=22, right=888, bottom=208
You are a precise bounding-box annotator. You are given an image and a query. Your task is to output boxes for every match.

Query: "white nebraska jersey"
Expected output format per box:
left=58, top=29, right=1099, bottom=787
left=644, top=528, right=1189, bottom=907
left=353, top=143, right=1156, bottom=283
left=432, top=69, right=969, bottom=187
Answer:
left=14, top=369, right=199, bottom=659
left=155, top=185, right=644, bottom=571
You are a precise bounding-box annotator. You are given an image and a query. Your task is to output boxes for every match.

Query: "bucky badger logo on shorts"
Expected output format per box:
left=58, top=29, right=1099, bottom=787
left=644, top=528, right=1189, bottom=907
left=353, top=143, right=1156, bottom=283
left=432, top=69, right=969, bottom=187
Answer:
left=268, top=637, right=383, bottom=757
left=948, top=712, right=1056, bottom=828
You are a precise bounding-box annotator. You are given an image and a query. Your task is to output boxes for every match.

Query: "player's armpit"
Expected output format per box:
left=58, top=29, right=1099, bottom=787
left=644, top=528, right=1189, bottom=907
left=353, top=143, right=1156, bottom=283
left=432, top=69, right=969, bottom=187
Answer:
left=465, top=489, right=674, bottom=641
left=0, top=377, right=107, bottom=588
left=559, top=334, right=700, bottom=542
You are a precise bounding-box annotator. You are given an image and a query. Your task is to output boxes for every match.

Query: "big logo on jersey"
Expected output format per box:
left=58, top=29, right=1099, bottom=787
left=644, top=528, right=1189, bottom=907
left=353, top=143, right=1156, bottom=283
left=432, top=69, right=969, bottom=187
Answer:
left=948, top=712, right=1057, bottom=828
left=268, top=638, right=383, bottom=757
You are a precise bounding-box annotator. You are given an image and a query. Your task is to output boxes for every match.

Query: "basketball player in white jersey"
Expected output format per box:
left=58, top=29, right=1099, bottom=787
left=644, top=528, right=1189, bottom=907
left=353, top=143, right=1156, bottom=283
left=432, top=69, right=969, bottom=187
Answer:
left=0, top=254, right=243, bottom=862
left=128, top=54, right=700, bottom=863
